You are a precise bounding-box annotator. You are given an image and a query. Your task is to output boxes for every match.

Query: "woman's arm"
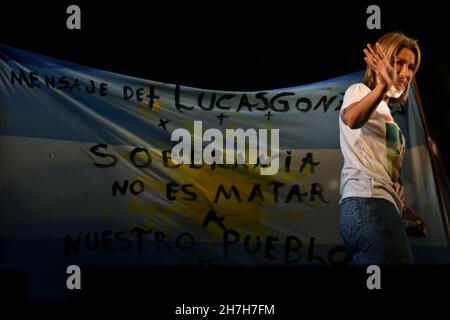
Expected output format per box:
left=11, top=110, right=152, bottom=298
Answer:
left=341, top=83, right=388, bottom=129
left=341, top=43, right=395, bottom=129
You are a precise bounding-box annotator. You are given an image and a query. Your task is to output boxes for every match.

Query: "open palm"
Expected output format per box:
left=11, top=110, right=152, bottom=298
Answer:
left=364, top=42, right=396, bottom=88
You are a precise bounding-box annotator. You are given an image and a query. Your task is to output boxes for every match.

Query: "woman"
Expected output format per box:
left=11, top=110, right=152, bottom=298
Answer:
left=339, top=32, right=427, bottom=265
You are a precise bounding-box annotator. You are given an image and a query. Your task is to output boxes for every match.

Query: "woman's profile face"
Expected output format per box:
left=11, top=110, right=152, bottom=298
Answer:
left=392, top=47, right=416, bottom=90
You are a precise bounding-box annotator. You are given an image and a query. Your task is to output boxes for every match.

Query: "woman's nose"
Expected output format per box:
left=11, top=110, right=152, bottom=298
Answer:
left=399, top=64, right=410, bottom=78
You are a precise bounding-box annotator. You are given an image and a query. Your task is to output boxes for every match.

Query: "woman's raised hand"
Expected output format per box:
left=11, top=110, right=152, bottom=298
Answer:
left=364, top=42, right=396, bottom=89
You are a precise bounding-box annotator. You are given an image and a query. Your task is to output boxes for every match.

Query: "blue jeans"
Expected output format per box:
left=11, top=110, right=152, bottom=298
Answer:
left=340, top=197, right=414, bottom=265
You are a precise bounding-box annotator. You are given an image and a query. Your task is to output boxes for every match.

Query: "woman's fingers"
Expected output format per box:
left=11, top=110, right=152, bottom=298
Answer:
left=366, top=43, right=388, bottom=72
left=375, top=42, right=386, bottom=61
left=370, top=43, right=392, bottom=69
left=363, top=48, right=378, bottom=67
left=367, top=43, right=381, bottom=61
left=364, top=43, right=395, bottom=87
left=365, top=43, right=394, bottom=77
left=390, top=55, right=397, bottom=72
left=363, top=49, right=372, bottom=61
left=364, top=48, right=384, bottom=75
left=364, top=57, right=377, bottom=71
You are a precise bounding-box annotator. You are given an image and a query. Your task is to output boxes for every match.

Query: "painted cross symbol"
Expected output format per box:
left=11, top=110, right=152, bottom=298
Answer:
left=265, top=111, right=274, bottom=121
left=217, top=113, right=228, bottom=126
left=158, top=118, right=169, bottom=131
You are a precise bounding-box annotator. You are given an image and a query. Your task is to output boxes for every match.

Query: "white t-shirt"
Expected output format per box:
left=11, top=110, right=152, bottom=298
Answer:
left=339, top=83, right=406, bottom=214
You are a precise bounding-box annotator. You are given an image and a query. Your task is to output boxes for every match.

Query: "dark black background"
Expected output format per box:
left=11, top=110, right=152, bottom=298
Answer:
left=1, top=0, right=449, bottom=308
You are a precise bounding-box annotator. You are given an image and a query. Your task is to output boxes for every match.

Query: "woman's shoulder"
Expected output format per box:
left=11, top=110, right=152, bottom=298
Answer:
left=345, top=83, right=371, bottom=96
left=340, top=83, right=372, bottom=111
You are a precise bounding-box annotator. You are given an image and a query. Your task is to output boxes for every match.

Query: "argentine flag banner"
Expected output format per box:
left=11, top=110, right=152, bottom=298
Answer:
left=0, top=44, right=448, bottom=297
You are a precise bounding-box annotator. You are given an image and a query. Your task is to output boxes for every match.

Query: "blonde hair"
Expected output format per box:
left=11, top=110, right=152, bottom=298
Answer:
left=363, top=32, right=421, bottom=107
